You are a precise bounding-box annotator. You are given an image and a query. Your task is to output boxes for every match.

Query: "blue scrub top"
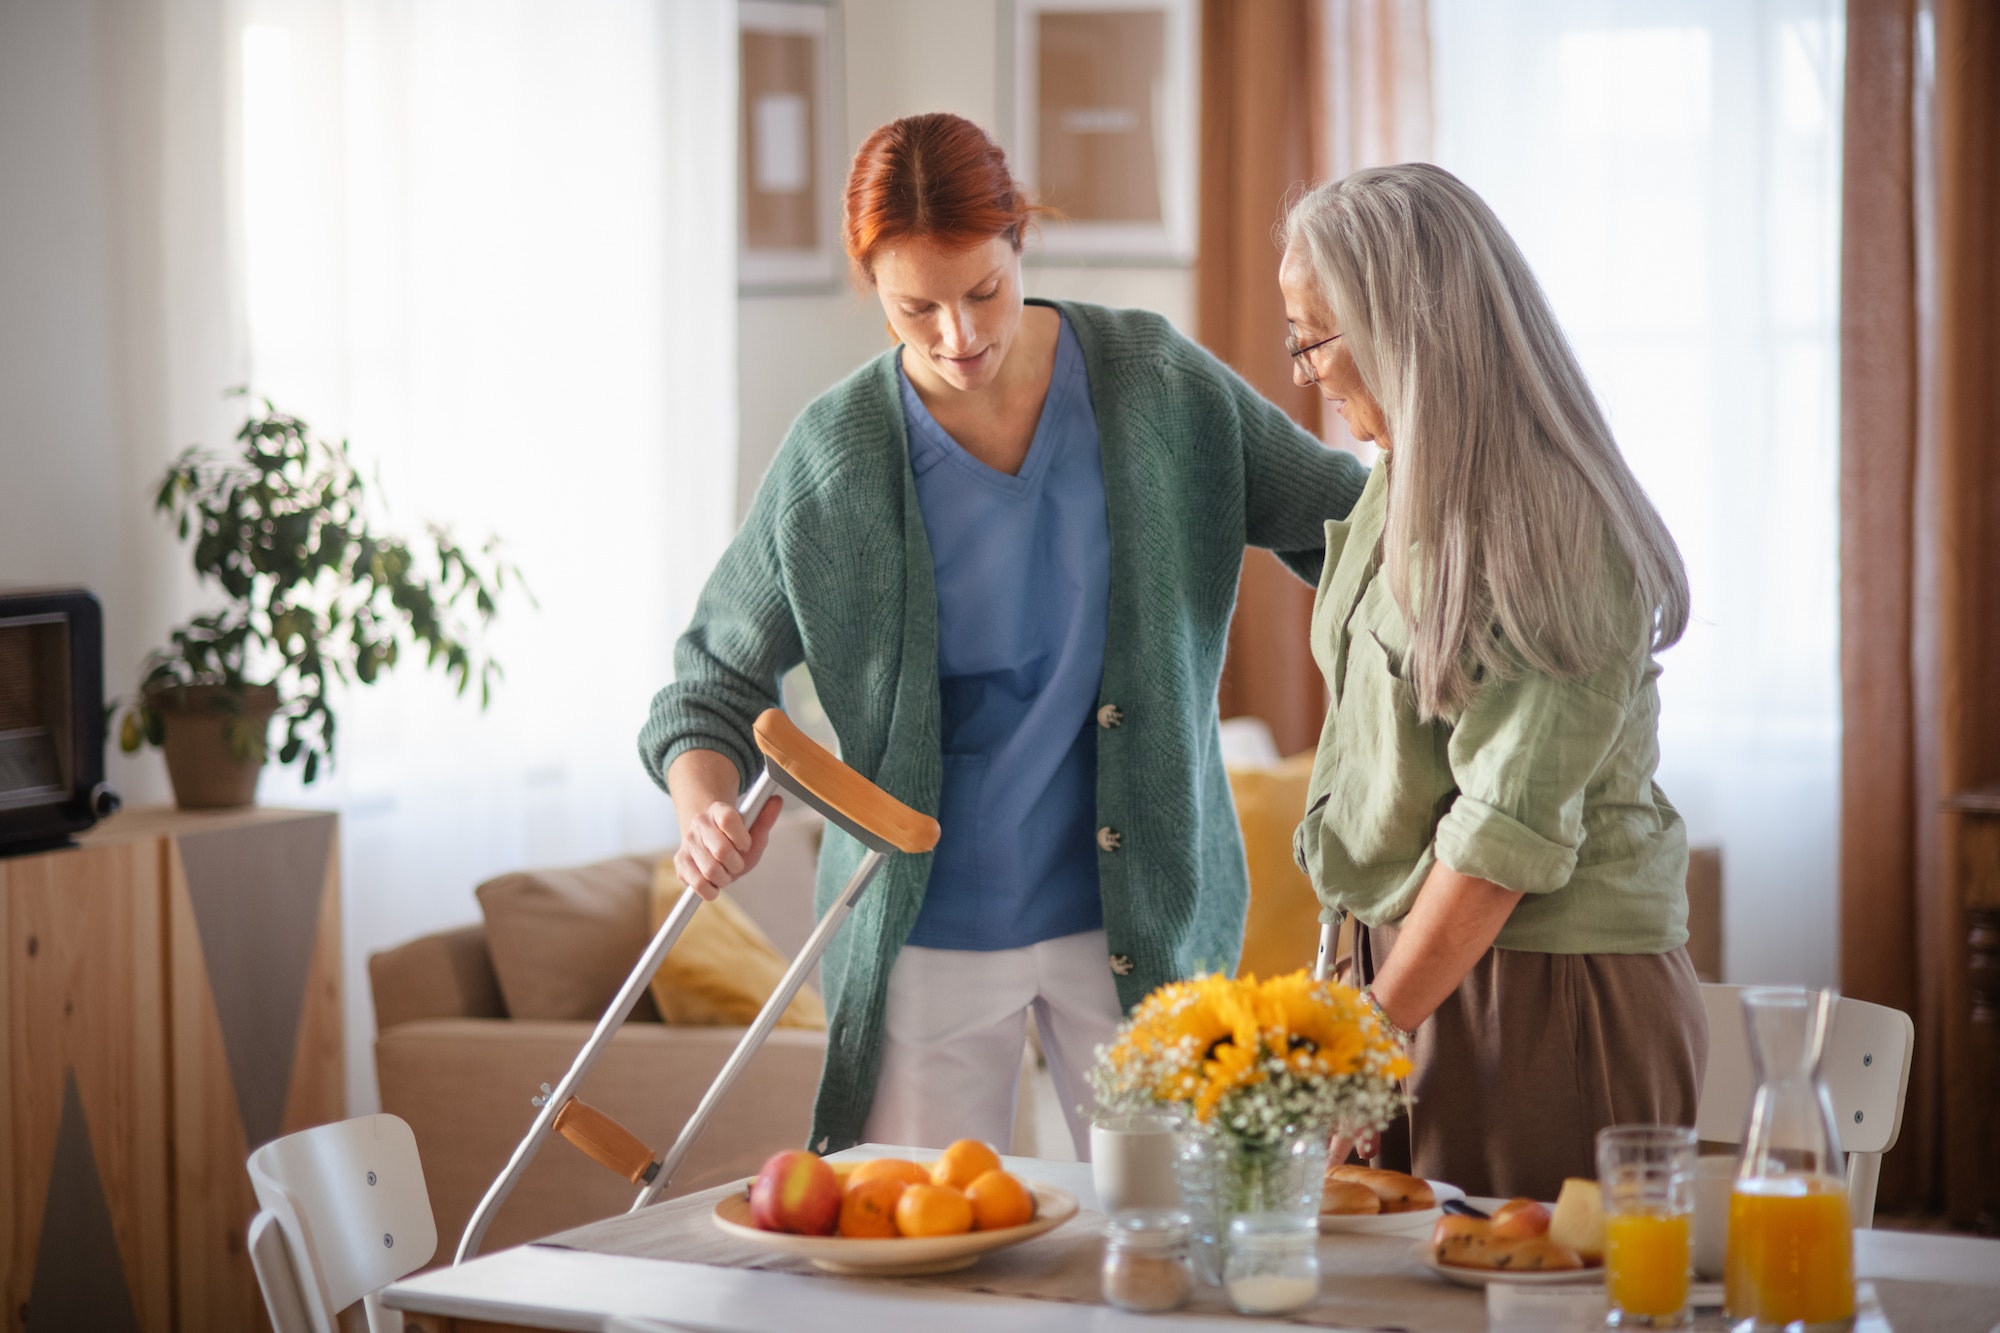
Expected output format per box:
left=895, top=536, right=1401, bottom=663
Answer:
left=897, top=309, right=1110, bottom=950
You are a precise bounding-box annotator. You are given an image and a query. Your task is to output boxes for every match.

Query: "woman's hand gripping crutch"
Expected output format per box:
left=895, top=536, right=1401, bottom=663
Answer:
left=454, top=709, right=939, bottom=1263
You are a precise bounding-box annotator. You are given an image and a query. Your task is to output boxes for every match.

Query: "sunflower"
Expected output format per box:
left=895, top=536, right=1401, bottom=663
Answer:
left=1088, top=968, right=1409, bottom=1144
left=1260, top=973, right=1370, bottom=1077
left=1192, top=1025, right=1266, bottom=1121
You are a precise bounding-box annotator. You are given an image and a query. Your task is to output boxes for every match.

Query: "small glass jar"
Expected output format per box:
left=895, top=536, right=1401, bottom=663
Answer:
left=1222, top=1212, right=1319, bottom=1316
left=1101, top=1208, right=1195, bottom=1314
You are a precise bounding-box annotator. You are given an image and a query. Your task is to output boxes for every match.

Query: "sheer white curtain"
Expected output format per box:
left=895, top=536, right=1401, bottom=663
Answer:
left=234, top=0, right=738, bottom=1111
left=1431, top=0, right=1845, bottom=986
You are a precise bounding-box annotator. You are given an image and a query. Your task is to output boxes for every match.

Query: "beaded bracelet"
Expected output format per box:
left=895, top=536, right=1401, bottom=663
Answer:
left=1359, top=986, right=1418, bottom=1049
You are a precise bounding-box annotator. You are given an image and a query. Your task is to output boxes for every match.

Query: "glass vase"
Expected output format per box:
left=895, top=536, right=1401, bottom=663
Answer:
left=1173, top=1121, right=1328, bottom=1285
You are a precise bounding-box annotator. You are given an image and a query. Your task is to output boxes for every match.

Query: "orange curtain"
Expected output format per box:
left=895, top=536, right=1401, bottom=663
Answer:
left=1198, top=0, right=1432, bottom=756
left=1838, top=0, right=2000, bottom=1221
left=1198, top=0, right=1326, bottom=758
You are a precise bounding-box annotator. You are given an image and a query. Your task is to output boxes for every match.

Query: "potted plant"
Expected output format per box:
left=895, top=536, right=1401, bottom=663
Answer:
left=116, top=394, right=525, bottom=808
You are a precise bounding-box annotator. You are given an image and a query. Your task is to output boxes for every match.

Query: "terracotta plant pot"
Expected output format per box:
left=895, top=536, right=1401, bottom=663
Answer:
left=148, top=683, right=281, bottom=810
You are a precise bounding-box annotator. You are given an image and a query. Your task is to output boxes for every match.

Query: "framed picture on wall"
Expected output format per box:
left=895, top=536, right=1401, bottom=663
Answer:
left=1007, top=0, right=1198, bottom=262
left=739, top=0, right=842, bottom=291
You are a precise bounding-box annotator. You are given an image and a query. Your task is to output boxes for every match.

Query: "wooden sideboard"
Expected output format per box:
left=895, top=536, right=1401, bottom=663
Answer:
left=1947, top=785, right=2000, bottom=1235
left=1, top=806, right=344, bottom=1333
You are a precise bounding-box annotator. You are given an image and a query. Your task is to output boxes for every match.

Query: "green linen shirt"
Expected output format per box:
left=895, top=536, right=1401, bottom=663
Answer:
left=1295, top=464, right=1690, bottom=954
left=639, top=300, right=1371, bottom=1152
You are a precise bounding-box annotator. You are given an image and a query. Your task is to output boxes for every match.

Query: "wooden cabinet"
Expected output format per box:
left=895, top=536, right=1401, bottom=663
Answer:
left=2, top=807, right=343, bottom=1333
left=1948, top=786, right=2000, bottom=1235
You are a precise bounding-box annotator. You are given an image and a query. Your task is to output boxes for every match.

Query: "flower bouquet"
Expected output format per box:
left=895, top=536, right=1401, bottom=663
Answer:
left=1088, top=972, right=1411, bottom=1280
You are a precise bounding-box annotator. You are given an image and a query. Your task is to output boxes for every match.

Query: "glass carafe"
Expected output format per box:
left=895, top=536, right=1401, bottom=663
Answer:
left=1725, top=987, right=1856, bottom=1331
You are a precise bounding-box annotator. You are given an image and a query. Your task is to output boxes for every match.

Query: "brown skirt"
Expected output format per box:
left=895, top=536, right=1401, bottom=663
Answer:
left=1356, top=921, right=1709, bottom=1202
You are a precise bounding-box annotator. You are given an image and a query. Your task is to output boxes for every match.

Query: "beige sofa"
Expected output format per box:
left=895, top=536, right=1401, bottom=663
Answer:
left=369, top=822, right=830, bottom=1257
left=370, top=780, right=1726, bottom=1261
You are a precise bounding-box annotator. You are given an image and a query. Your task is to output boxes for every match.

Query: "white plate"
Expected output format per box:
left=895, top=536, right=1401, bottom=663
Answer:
left=712, top=1181, right=1078, bottom=1276
left=1412, top=1239, right=1604, bottom=1288
left=1319, top=1179, right=1466, bottom=1234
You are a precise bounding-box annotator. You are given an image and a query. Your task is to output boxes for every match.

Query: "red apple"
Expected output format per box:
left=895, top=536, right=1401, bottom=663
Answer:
left=749, top=1150, right=841, bottom=1235
left=1489, top=1197, right=1553, bottom=1240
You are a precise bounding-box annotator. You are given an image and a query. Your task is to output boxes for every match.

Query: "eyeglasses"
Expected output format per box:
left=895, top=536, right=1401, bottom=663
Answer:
left=1285, top=330, right=1343, bottom=384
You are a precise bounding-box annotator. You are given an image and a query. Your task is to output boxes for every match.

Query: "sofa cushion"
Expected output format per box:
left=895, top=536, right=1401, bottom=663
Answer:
left=475, top=853, right=664, bottom=1022
left=1228, top=750, right=1324, bottom=981
left=369, top=923, right=508, bottom=1027
left=648, top=863, right=826, bottom=1028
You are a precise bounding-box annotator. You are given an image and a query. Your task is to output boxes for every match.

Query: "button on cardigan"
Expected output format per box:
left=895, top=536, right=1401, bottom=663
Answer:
left=638, top=299, right=1370, bottom=1152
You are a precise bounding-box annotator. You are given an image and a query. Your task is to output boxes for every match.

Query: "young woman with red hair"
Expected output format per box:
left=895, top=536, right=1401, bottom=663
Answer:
left=640, top=113, right=1368, bottom=1158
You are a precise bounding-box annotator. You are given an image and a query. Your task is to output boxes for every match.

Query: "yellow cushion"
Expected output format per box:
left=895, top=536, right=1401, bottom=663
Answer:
left=647, top=861, right=827, bottom=1029
left=1228, top=751, right=1326, bottom=981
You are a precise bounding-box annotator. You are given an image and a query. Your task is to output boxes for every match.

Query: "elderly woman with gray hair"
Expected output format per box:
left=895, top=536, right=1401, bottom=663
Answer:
left=1281, top=163, right=1707, bottom=1201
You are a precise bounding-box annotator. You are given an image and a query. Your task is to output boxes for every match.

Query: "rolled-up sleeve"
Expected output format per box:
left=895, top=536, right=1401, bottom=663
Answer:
left=1433, top=664, right=1631, bottom=895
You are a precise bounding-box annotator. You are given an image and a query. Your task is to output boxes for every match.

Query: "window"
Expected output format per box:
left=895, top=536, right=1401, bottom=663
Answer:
left=1434, top=0, right=1846, bottom=985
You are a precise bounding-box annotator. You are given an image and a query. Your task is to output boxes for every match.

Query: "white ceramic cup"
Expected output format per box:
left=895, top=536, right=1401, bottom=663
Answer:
left=1089, top=1113, right=1183, bottom=1214
left=1693, top=1154, right=1737, bottom=1281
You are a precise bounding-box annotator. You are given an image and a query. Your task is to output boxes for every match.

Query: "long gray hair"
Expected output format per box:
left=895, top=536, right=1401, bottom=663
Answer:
left=1282, top=163, right=1689, bottom=720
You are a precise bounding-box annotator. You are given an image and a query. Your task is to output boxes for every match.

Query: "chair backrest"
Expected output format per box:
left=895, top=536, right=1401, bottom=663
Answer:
left=247, top=1113, right=437, bottom=1333
left=1694, top=984, right=1915, bottom=1226
left=247, top=1212, right=315, bottom=1333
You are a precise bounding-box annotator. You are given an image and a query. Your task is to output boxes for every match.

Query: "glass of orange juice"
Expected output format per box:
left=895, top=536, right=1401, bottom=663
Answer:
left=1596, top=1124, right=1697, bottom=1329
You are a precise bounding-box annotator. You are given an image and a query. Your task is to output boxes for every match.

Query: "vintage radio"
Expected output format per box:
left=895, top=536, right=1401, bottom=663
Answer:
left=0, top=587, right=118, bottom=855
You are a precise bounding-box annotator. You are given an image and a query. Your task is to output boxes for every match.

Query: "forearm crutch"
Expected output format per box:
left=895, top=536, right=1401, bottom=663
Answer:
left=454, top=708, right=940, bottom=1263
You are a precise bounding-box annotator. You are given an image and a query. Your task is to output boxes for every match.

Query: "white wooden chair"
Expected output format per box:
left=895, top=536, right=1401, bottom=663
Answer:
left=1694, top=984, right=1915, bottom=1227
left=247, top=1113, right=438, bottom=1333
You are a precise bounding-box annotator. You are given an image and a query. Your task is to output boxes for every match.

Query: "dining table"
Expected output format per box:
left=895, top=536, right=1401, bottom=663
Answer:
left=381, top=1145, right=2000, bottom=1333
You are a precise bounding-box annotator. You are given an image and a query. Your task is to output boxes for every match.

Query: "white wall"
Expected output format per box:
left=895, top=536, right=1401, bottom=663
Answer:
left=0, top=0, right=237, bottom=812
left=1, top=0, right=1197, bottom=1117
left=735, top=0, right=1195, bottom=515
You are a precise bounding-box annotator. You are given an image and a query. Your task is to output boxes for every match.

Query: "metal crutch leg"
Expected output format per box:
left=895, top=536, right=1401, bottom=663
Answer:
left=454, top=709, right=939, bottom=1263
left=1314, top=919, right=1339, bottom=982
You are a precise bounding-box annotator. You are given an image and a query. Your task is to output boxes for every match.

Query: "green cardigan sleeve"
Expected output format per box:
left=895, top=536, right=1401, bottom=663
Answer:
left=636, top=468, right=806, bottom=792
left=1188, top=335, right=1372, bottom=583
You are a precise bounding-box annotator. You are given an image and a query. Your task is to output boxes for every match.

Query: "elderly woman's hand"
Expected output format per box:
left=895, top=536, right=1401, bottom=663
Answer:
left=1327, top=1128, right=1383, bottom=1168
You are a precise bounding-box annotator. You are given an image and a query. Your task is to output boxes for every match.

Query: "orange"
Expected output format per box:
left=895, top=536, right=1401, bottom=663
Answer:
left=964, top=1169, right=1035, bottom=1231
left=848, top=1157, right=932, bottom=1191
left=837, top=1176, right=905, bottom=1238
left=931, top=1138, right=1003, bottom=1190
left=894, top=1183, right=974, bottom=1237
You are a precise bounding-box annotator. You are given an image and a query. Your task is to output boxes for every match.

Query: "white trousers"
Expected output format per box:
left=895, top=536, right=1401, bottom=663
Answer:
left=860, top=928, right=1124, bottom=1160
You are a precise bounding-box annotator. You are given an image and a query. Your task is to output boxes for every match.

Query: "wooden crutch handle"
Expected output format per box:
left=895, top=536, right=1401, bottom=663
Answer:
left=553, top=1098, right=658, bottom=1185
left=752, top=709, right=940, bottom=854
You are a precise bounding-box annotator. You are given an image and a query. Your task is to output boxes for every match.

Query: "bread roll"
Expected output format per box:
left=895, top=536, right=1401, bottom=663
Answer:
left=1428, top=1215, right=1586, bottom=1271
left=1428, top=1214, right=1492, bottom=1267
left=1487, top=1235, right=1586, bottom=1271
left=1320, top=1178, right=1382, bottom=1215
left=1328, top=1164, right=1437, bottom=1213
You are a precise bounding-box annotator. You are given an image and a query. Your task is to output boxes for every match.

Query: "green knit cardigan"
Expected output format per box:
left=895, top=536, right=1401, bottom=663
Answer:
left=638, top=299, right=1371, bottom=1152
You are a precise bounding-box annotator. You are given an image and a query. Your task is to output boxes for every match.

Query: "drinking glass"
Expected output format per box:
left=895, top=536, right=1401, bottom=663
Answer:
left=1221, top=1212, right=1319, bottom=1315
left=1596, top=1124, right=1697, bottom=1330
left=1089, top=1112, right=1182, bottom=1214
